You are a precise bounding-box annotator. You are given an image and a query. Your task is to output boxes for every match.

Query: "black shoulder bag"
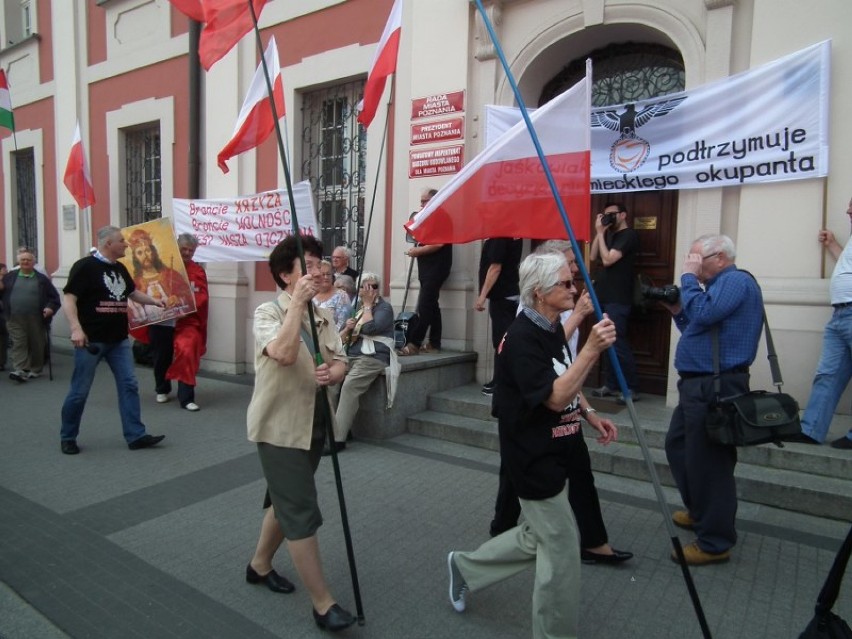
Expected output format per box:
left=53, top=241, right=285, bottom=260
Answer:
left=799, top=524, right=852, bottom=638
left=394, top=257, right=419, bottom=350
left=704, top=275, right=801, bottom=447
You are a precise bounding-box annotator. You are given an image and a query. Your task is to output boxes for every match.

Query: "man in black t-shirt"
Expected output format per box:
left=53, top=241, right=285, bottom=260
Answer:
left=590, top=202, right=640, bottom=401
left=475, top=238, right=522, bottom=395
left=59, top=226, right=167, bottom=455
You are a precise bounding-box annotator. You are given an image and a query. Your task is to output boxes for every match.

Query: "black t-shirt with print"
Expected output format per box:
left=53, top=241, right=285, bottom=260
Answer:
left=63, top=256, right=136, bottom=343
left=493, top=312, right=582, bottom=500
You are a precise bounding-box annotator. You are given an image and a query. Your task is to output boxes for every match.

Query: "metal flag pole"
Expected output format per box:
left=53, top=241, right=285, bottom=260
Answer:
left=247, top=1, right=365, bottom=625
left=472, top=1, right=711, bottom=637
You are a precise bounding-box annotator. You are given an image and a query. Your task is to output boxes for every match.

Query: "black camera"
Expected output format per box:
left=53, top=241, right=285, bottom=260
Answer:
left=600, top=212, right=617, bottom=226
left=641, top=282, right=680, bottom=304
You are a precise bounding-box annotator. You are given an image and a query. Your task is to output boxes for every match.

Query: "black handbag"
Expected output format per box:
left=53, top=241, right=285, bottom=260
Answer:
left=394, top=257, right=419, bottom=350
left=800, top=524, right=852, bottom=638
left=704, top=274, right=801, bottom=447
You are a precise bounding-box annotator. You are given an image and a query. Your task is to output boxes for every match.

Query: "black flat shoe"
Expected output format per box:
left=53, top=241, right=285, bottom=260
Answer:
left=313, top=604, right=355, bottom=632
left=581, top=548, right=633, bottom=565
left=245, top=565, right=295, bottom=594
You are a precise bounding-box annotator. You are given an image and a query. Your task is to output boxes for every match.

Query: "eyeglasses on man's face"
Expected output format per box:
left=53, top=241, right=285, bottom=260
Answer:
left=702, top=252, right=721, bottom=261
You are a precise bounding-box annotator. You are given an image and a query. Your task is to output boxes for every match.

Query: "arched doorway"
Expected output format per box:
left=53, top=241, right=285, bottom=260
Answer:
left=542, top=42, right=685, bottom=395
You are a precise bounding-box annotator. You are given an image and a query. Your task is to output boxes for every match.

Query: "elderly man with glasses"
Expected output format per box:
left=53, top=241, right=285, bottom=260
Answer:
left=331, top=246, right=358, bottom=282
left=661, top=234, right=763, bottom=565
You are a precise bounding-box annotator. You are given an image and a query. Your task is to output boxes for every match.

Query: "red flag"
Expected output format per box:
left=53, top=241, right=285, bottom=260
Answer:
left=64, top=121, right=96, bottom=209
left=406, top=71, right=591, bottom=244
left=168, top=0, right=204, bottom=22
left=357, top=0, right=402, bottom=127
left=198, top=0, right=268, bottom=71
left=217, top=36, right=284, bottom=173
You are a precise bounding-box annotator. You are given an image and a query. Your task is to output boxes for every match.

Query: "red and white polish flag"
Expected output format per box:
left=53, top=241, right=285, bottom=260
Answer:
left=406, top=69, right=592, bottom=244
left=63, top=121, right=96, bottom=209
left=357, top=0, right=402, bottom=128
left=217, top=36, right=284, bottom=174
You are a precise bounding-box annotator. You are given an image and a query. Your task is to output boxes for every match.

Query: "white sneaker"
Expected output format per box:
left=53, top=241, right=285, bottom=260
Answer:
left=447, top=552, right=468, bottom=612
left=184, top=402, right=201, bottom=412
left=26, top=371, right=41, bottom=379
left=156, top=394, right=170, bottom=403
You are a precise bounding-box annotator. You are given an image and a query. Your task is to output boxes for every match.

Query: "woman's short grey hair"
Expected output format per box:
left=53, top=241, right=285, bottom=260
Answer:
left=178, top=233, right=199, bottom=248
left=519, top=252, right=567, bottom=308
left=334, top=274, right=356, bottom=296
left=695, top=234, right=736, bottom=260
left=360, top=271, right=380, bottom=287
left=534, top=239, right=572, bottom=255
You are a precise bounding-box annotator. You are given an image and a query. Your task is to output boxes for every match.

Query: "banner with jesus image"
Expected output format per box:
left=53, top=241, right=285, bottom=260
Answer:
left=119, top=218, right=197, bottom=330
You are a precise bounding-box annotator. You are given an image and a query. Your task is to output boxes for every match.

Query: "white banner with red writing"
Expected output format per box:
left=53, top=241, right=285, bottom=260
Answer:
left=485, top=40, right=829, bottom=193
left=173, top=181, right=318, bottom=262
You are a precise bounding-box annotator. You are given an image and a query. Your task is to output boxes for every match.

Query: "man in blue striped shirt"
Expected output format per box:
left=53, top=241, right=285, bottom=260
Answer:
left=663, top=234, right=763, bottom=566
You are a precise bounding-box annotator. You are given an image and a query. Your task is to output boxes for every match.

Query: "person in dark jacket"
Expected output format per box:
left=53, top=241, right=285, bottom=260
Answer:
left=0, top=251, right=61, bottom=382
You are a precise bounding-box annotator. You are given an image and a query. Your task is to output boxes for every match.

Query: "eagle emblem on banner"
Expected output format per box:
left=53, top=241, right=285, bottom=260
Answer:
left=591, top=96, right=687, bottom=173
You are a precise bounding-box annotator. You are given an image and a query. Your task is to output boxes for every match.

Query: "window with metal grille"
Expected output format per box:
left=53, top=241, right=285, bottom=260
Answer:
left=13, top=148, right=36, bottom=254
left=539, top=42, right=685, bottom=107
left=124, top=124, right=161, bottom=226
left=300, top=80, right=366, bottom=261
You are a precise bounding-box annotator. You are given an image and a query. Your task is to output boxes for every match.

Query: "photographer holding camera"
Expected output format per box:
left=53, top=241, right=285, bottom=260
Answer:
left=590, top=202, right=640, bottom=402
left=661, top=234, right=763, bottom=565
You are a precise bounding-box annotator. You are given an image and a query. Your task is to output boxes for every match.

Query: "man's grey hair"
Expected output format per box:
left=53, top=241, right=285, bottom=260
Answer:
left=534, top=239, right=573, bottom=255
left=178, top=233, right=199, bottom=248
left=694, top=234, right=736, bottom=260
left=97, top=225, right=122, bottom=247
left=334, top=246, right=353, bottom=261
left=519, top=251, right=567, bottom=308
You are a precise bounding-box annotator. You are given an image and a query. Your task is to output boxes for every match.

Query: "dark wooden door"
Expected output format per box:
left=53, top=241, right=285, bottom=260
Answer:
left=580, top=191, right=678, bottom=395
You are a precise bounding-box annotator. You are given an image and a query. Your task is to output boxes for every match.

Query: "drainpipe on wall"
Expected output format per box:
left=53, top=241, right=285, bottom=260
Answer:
left=188, top=20, right=201, bottom=199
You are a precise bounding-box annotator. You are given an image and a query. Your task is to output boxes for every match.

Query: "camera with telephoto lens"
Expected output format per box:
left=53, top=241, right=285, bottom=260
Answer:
left=641, top=281, right=680, bottom=304
left=600, top=211, right=617, bottom=226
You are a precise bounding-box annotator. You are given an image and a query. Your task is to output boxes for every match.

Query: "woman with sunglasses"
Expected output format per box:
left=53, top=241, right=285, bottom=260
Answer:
left=331, top=272, right=396, bottom=453
left=447, top=251, right=617, bottom=638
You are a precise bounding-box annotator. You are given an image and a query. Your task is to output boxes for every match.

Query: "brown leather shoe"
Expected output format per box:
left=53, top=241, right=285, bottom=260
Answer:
left=397, top=344, right=420, bottom=356
left=671, top=541, right=731, bottom=565
left=672, top=510, right=696, bottom=530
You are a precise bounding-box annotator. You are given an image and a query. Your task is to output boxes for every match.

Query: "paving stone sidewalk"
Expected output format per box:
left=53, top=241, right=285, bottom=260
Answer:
left=1, top=351, right=849, bottom=638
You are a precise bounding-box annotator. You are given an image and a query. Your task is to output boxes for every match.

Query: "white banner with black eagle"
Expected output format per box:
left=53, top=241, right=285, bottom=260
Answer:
left=485, top=40, right=830, bottom=193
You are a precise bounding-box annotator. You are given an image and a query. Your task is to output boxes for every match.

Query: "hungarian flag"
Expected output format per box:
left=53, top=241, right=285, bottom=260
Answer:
left=0, top=69, right=14, bottom=132
left=217, top=36, right=283, bottom=173
left=63, top=122, right=96, bottom=209
left=169, top=0, right=268, bottom=71
left=406, top=70, right=591, bottom=244
left=357, top=0, right=402, bottom=127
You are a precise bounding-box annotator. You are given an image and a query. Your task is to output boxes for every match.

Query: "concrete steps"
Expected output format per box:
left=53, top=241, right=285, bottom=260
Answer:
left=405, top=383, right=852, bottom=522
